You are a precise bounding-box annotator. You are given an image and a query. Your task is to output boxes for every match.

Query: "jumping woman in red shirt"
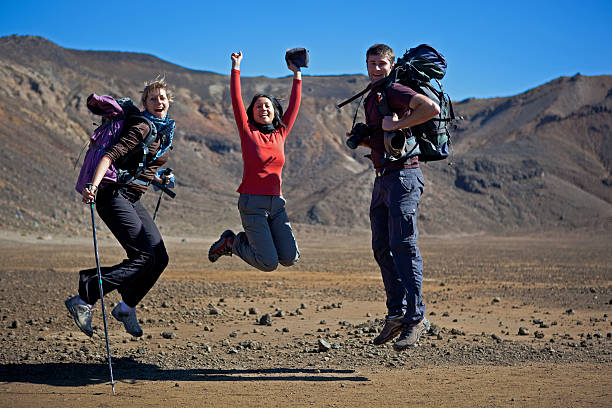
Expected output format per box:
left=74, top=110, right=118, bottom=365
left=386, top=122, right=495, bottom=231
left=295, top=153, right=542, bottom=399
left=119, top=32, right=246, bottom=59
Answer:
left=208, top=51, right=302, bottom=271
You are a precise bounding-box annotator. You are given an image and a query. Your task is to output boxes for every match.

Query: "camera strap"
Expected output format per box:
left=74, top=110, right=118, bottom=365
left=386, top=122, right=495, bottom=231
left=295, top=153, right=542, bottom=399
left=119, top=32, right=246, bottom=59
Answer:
left=350, top=93, right=365, bottom=131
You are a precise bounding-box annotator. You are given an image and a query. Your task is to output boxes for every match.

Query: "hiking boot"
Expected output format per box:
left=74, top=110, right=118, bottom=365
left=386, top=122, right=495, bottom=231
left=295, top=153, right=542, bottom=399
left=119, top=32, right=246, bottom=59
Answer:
left=373, top=315, right=405, bottom=345
left=65, top=296, right=93, bottom=337
left=111, top=304, right=143, bottom=337
left=208, top=230, right=235, bottom=262
left=393, top=317, right=430, bottom=351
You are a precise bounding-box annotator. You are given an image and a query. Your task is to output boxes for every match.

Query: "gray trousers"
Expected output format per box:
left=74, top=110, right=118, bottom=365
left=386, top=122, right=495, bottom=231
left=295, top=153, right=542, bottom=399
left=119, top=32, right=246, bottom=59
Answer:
left=233, top=194, right=300, bottom=271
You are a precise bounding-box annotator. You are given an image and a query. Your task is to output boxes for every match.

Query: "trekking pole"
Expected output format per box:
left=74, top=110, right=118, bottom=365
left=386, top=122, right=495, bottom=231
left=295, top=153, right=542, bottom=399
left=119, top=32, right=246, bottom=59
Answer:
left=153, top=167, right=173, bottom=221
left=86, top=184, right=116, bottom=395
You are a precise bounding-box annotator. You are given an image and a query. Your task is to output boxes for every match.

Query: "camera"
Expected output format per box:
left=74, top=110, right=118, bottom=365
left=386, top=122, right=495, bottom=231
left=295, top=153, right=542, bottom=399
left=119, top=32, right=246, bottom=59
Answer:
left=346, top=122, right=370, bottom=149
left=285, top=48, right=309, bottom=68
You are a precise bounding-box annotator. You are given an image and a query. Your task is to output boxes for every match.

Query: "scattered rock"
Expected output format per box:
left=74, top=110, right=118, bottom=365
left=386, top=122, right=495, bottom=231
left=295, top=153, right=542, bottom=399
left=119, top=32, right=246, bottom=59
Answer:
left=318, top=338, right=331, bottom=352
left=518, top=327, right=529, bottom=336
left=259, top=314, right=272, bottom=326
left=161, top=332, right=175, bottom=339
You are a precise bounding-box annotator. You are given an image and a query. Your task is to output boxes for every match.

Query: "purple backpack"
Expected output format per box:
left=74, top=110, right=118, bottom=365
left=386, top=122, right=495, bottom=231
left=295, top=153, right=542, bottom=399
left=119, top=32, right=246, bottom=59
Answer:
left=75, top=94, right=155, bottom=194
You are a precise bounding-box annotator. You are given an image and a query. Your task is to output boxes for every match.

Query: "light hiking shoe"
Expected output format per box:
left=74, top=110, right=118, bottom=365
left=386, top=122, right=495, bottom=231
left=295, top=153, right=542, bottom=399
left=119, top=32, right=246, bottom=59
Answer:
left=393, top=317, right=430, bottom=351
left=373, top=315, right=405, bottom=345
left=208, top=230, right=236, bottom=262
left=65, top=296, right=93, bottom=337
left=111, top=304, right=143, bottom=337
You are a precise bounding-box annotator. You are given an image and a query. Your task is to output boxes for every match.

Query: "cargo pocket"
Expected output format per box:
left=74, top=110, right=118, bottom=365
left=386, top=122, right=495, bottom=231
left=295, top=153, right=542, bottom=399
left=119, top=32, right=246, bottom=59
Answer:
left=390, top=205, right=417, bottom=243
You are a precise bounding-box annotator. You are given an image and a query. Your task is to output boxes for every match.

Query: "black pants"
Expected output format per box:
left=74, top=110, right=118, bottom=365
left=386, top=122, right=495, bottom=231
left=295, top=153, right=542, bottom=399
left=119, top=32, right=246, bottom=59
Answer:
left=79, top=186, right=168, bottom=307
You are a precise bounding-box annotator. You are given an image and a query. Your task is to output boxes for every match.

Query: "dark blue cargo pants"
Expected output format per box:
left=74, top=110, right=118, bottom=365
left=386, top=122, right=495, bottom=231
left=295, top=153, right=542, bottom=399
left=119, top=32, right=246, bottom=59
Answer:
left=370, top=168, right=426, bottom=325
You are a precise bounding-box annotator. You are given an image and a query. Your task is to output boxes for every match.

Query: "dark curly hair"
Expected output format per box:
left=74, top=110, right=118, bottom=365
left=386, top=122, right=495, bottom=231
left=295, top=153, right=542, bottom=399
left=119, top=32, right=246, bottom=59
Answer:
left=246, top=94, right=286, bottom=129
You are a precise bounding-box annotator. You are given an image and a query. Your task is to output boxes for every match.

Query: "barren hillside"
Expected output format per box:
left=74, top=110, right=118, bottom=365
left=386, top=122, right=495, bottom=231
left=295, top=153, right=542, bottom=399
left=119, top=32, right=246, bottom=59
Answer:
left=1, top=35, right=610, bottom=237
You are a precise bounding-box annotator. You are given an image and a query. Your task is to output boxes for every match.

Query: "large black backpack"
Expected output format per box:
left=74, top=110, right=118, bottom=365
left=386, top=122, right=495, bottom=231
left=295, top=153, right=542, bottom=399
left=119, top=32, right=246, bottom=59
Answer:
left=339, top=44, right=457, bottom=162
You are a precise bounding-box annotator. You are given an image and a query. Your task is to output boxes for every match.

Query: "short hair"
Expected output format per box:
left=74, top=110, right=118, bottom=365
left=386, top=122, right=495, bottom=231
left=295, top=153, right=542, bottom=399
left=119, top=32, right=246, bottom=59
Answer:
left=141, top=75, right=174, bottom=106
left=246, top=94, right=286, bottom=129
left=366, top=44, right=395, bottom=64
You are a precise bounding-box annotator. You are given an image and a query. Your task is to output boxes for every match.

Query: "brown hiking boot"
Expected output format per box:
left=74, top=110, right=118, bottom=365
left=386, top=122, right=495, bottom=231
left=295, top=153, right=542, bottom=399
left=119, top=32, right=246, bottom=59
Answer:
left=393, top=318, right=430, bottom=351
left=373, top=315, right=404, bottom=345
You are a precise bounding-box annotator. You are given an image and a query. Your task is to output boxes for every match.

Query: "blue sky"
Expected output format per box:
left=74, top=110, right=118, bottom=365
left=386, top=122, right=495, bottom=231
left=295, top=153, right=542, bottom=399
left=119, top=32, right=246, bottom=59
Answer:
left=3, top=0, right=611, bottom=100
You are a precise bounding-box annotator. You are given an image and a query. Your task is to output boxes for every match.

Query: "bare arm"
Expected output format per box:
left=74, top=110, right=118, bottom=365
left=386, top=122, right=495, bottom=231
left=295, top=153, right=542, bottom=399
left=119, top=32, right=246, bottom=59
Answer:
left=82, top=156, right=111, bottom=203
left=382, top=94, right=440, bottom=132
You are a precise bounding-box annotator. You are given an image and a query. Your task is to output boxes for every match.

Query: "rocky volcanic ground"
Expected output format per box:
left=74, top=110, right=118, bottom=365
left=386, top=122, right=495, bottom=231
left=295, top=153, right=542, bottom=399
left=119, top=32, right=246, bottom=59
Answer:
left=0, top=231, right=610, bottom=407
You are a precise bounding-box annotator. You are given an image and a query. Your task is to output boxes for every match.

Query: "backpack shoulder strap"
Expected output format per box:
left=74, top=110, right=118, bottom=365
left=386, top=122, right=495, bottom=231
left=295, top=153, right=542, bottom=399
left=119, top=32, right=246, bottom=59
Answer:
left=138, top=116, right=158, bottom=148
left=114, top=116, right=158, bottom=185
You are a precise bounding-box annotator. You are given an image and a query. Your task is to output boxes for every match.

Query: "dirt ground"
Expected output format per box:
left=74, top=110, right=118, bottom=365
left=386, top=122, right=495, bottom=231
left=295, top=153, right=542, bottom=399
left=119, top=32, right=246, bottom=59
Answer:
left=0, top=230, right=610, bottom=407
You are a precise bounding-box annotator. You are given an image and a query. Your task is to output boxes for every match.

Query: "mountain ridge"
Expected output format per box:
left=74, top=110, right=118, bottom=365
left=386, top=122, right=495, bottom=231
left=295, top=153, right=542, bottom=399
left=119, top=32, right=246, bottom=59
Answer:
left=1, top=35, right=610, bottom=237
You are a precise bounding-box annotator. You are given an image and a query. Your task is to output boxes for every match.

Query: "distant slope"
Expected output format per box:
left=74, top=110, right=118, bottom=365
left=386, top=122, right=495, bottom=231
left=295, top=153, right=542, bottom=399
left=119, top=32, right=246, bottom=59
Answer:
left=1, top=35, right=610, bottom=237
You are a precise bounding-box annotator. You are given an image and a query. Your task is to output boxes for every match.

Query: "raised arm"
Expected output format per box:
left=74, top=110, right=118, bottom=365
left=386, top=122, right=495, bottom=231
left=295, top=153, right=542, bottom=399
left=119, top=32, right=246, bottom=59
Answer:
left=281, top=58, right=302, bottom=133
left=230, top=51, right=249, bottom=134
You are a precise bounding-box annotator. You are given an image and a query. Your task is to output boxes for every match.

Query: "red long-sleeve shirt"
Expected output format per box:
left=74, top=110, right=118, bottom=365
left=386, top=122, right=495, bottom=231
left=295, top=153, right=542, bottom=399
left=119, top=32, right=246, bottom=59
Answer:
left=231, top=69, right=301, bottom=196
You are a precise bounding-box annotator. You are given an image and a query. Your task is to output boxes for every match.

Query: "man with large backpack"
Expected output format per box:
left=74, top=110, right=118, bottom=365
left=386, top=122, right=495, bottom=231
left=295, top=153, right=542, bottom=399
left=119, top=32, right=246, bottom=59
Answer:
left=352, top=44, right=439, bottom=350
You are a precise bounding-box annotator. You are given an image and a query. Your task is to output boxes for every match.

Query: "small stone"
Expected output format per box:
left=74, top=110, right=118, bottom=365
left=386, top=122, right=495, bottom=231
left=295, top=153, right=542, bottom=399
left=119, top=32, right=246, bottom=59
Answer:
left=492, top=297, right=501, bottom=303
left=534, top=331, right=545, bottom=339
left=10, top=320, right=19, bottom=329
left=161, top=331, right=175, bottom=339
left=248, top=307, right=259, bottom=315
left=318, top=338, right=331, bottom=352
left=518, top=327, right=529, bottom=336
left=259, top=314, right=272, bottom=326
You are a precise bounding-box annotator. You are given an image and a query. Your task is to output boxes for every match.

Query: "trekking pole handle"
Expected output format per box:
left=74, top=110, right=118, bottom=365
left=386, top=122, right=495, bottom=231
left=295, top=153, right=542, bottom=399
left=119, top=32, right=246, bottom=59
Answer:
left=84, top=183, right=98, bottom=204
left=161, top=167, right=173, bottom=182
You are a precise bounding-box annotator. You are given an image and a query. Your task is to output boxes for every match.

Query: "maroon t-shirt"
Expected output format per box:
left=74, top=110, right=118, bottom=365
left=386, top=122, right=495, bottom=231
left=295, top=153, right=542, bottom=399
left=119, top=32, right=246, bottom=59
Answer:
left=364, top=83, right=419, bottom=171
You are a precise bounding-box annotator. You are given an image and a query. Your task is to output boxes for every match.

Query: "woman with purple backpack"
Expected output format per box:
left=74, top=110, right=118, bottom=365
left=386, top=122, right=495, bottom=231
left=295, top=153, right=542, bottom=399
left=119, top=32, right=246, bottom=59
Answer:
left=65, top=77, right=175, bottom=338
